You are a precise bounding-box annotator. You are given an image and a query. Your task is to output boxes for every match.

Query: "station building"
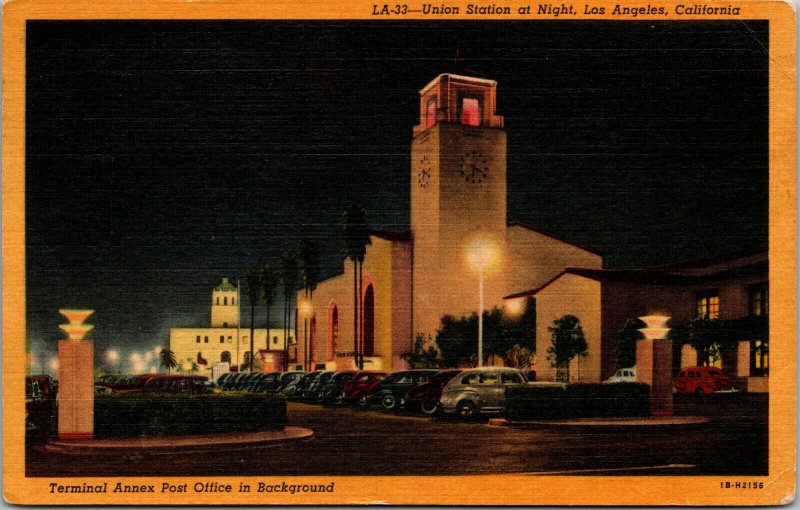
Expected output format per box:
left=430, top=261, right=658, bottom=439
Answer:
left=295, top=73, right=602, bottom=372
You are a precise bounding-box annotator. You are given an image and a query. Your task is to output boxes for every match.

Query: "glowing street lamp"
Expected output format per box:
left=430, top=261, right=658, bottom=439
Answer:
left=638, top=315, right=671, bottom=340
left=465, top=235, right=501, bottom=367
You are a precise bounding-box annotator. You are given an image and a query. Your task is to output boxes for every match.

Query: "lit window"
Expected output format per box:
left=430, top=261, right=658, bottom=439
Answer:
left=460, top=97, right=481, bottom=126
left=697, top=290, right=719, bottom=319
left=426, top=97, right=437, bottom=128
left=749, top=284, right=768, bottom=317
left=753, top=339, right=768, bottom=373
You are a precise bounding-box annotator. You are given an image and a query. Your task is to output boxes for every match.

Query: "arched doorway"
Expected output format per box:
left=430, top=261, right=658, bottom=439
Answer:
left=328, top=304, right=339, bottom=359
left=309, top=315, right=317, bottom=365
left=221, top=351, right=231, bottom=364
left=363, top=285, right=375, bottom=357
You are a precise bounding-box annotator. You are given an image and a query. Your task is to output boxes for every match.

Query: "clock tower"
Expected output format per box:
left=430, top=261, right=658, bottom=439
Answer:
left=410, top=74, right=508, bottom=336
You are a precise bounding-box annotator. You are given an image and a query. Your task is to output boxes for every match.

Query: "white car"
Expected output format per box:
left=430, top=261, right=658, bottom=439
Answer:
left=603, top=368, right=637, bottom=384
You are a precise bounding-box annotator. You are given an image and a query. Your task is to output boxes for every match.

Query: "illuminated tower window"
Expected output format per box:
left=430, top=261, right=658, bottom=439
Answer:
left=426, top=97, right=437, bottom=128
left=460, top=97, right=481, bottom=126
left=696, top=290, right=719, bottom=319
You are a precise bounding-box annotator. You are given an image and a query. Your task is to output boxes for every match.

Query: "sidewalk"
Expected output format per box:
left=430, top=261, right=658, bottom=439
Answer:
left=488, top=416, right=710, bottom=430
left=42, top=426, right=314, bottom=456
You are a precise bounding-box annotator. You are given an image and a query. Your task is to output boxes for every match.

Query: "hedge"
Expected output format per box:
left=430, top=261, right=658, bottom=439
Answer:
left=94, top=392, right=286, bottom=438
left=505, top=383, right=650, bottom=421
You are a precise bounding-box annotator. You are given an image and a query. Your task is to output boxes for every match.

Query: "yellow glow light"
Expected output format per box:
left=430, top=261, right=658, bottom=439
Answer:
left=505, top=297, right=526, bottom=317
left=464, top=234, right=501, bottom=274
left=58, top=309, right=94, bottom=325
left=298, top=298, right=314, bottom=318
left=638, top=315, right=671, bottom=340
left=58, top=323, right=94, bottom=341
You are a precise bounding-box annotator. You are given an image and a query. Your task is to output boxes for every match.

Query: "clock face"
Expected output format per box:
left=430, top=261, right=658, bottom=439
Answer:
left=459, top=150, right=490, bottom=184
left=417, top=154, right=432, bottom=188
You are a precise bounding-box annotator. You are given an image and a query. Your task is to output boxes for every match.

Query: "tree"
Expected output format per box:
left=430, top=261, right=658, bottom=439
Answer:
left=175, top=358, right=198, bottom=374
left=342, top=204, right=371, bottom=369
left=261, top=264, right=278, bottom=353
left=297, top=237, right=321, bottom=370
left=503, top=344, right=534, bottom=370
left=279, top=250, right=299, bottom=371
left=546, top=315, right=588, bottom=382
left=246, top=267, right=263, bottom=373
left=401, top=333, right=443, bottom=369
left=616, top=318, right=645, bottom=369
left=669, top=317, right=735, bottom=367
left=159, top=348, right=177, bottom=374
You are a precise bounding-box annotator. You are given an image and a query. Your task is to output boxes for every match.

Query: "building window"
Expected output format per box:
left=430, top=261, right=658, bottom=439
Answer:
left=751, top=339, right=768, bottom=376
left=749, top=283, right=768, bottom=317
left=242, top=336, right=248, bottom=344
left=460, top=96, right=481, bottom=126
left=196, top=335, right=201, bottom=343
left=232, top=297, right=235, bottom=305
left=425, top=97, right=437, bottom=128
left=220, top=335, right=225, bottom=344
left=204, top=336, right=209, bottom=343
left=216, top=297, right=219, bottom=305
left=697, top=290, right=719, bottom=319
left=221, top=351, right=231, bottom=363
left=224, top=297, right=228, bottom=305
left=243, top=352, right=252, bottom=366
left=227, top=336, right=232, bottom=343
left=273, top=336, right=278, bottom=345
left=223, top=322, right=228, bottom=328
left=288, top=336, right=294, bottom=345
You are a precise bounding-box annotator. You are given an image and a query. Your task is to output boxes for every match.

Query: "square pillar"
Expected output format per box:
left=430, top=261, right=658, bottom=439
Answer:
left=737, top=341, right=751, bottom=378
left=680, top=344, right=698, bottom=369
left=57, top=340, right=94, bottom=439
left=636, top=338, right=673, bottom=416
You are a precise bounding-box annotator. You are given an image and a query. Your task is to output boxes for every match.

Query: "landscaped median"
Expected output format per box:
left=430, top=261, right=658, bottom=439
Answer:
left=505, top=383, right=651, bottom=421
left=94, top=392, right=287, bottom=438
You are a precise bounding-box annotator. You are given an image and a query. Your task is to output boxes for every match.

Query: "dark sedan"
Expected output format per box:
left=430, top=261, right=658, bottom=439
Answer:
left=401, top=369, right=463, bottom=414
left=319, top=371, right=358, bottom=405
left=366, top=370, right=439, bottom=410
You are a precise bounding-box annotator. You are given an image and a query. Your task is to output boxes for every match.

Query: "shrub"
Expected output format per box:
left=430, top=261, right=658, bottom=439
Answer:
left=505, top=383, right=649, bottom=421
left=94, top=392, right=286, bottom=438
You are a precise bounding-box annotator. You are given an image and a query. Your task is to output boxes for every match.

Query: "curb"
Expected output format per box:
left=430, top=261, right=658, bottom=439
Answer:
left=488, top=416, right=711, bottom=430
left=41, top=426, right=314, bottom=456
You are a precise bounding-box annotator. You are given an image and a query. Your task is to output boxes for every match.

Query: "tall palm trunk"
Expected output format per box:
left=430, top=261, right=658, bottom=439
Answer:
left=249, top=303, right=255, bottom=372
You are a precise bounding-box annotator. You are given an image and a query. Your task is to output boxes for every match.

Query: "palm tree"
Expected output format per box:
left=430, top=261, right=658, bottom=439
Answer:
left=159, top=348, right=177, bottom=374
left=342, top=204, right=371, bottom=369
left=247, top=267, right=263, bottom=372
left=279, top=250, right=299, bottom=371
left=261, top=264, right=278, bottom=353
left=298, top=237, right=321, bottom=370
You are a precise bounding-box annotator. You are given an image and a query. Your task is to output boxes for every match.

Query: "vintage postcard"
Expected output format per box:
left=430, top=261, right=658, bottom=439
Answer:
left=2, top=0, right=796, bottom=505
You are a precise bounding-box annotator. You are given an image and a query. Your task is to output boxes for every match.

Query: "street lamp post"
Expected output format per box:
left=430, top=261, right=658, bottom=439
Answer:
left=465, top=235, right=500, bottom=368
left=298, top=298, right=314, bottom=371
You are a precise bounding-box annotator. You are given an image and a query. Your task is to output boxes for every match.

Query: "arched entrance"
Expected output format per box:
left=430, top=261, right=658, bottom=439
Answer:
left=328, top=304, right=339, bottom=359
left=363, top=284, right=375, bottom=357
left=309, top=315, right=317, bottom=365
left=221, top=351, right=231, bottom=363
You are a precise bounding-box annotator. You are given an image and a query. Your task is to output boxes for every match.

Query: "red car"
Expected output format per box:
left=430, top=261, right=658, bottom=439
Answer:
left=674, top=366, right=734, bottom=395
left=343, top=371, right=387, bottom=405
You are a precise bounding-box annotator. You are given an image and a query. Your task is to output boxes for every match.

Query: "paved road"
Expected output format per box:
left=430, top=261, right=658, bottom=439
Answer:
left=27, top=394, right=767, bottom=477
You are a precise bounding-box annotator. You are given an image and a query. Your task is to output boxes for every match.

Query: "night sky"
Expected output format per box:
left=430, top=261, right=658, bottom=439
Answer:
left=25, top=21, right=768, bottom=370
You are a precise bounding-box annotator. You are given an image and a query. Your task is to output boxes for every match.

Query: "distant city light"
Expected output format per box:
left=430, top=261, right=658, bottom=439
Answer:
left=48, top=357, right=59, bottom=372
left=505, top=298, right=526, bottom=317
left=105, top=348, right=119, bottom=365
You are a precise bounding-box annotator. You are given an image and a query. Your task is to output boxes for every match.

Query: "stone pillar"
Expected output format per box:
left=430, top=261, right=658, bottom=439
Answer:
left=57, top=309, right=95, bottom=439
left=637, top=316, right=673, bottom=417
left=680, top=344, right=698, bottom=369
left=737, top=341, right=751, bottom=378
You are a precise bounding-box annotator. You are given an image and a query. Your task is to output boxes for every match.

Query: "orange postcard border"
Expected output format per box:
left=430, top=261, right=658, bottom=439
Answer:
left=2, top=0, right=796, bottom=505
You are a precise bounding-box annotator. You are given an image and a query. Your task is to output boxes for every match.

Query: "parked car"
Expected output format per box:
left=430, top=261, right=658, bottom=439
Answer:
left=282, top=371, right=320, bottom=399
left=401, top=369, right=463, bottom=414
left=674, top=366, right=735, bottom=395
left=366, top=370, right=439, bottom=410
left=440, top=367, right=529, bottom=419
left=276, top=371, right=306, bottom=393
left=343, top=371, right=387, bottom=405
left=603, top=367, right=637, bottom=384
left=320, top=371, right=358, bottom=405
left=304, top=371, right=336, bottom=401
left=142, top=375, right=209, bottom=393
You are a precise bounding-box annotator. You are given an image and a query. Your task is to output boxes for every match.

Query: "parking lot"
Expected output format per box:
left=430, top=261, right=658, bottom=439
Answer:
left=27, top=393, right=767, bottom=477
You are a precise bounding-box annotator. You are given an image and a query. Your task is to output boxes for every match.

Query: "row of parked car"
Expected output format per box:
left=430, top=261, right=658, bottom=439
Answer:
left=217, top=367, right=536, bottom=418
